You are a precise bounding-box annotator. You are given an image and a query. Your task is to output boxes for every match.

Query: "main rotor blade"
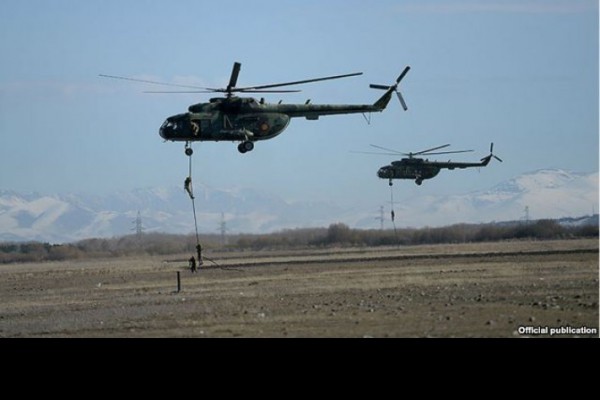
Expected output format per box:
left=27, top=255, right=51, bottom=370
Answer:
left=235, top=72, right=362, bottom=92
left=237, top=89, right=301, bottom=93
left=228, top=62, right=241, bottom=89
left=145, top=88, right=302, bottom=94
left=414, top=144, right=451, bottom=155
left=369, top=144, right=405, bottom=155
left=422, top=150, right=474, bottom=156
left=99, top=74, right=208, bottom=90
left=143, top=90, right=216, bottom=93
left=350, top=151, right=402, bottom=156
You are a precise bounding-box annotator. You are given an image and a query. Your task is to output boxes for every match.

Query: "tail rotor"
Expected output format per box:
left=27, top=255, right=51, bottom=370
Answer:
left=370, top=66, right=410, bottom=111
left=482, top=142, right=503, bottom=163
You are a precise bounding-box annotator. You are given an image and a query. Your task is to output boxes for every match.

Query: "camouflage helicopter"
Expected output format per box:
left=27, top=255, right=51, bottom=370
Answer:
left=370, top=143, right=502, bottom=186
left=100, top=62, right=410, bottom=154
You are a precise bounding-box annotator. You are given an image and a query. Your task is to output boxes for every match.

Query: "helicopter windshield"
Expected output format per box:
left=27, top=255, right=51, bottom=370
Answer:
left=161, top=119, right=176, bottom=130
left=159, top=114, right=187, bottom=140
left=377, top=166, right=392, bottom=179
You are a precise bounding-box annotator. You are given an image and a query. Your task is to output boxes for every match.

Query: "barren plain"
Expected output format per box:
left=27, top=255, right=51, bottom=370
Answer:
left=1, top=239, right=597, bottom=337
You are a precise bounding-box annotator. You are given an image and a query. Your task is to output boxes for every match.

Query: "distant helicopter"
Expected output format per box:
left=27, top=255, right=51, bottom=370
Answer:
left=368, top=143, right=502, bottom=186
left=100, top=62, right=410, bottom=154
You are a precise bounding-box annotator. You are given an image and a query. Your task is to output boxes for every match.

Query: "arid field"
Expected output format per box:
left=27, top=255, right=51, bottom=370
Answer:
left=1, top=239, right=598, bottom=338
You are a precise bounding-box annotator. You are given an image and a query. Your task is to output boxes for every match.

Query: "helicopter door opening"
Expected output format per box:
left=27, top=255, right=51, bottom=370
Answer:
left=190, top=119, right=211, bottom=137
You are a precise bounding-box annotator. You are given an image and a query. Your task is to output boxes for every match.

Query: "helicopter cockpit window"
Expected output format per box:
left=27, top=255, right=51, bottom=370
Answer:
left=164, top=120, right=177, bottom=130
left=160, top=119, right=181, bottom=138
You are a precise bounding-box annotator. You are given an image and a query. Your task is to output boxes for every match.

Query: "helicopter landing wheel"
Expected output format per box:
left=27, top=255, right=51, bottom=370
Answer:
left=238, top=141, right=254, bottom=153
left=415, top=179, right=423, bottom=186
left=184, top=142, right=193, bottom=156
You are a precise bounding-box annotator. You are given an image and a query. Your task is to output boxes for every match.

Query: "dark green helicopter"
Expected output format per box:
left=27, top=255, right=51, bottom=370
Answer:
left=369, top=143, right=502, bottom=186
left=100, top=62, right=409, bottom=154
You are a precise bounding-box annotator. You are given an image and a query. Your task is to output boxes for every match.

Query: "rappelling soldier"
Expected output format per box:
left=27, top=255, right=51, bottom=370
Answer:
left=184, top=176, right=194, bottom=199
left=189, top=255, right=197, bottom=273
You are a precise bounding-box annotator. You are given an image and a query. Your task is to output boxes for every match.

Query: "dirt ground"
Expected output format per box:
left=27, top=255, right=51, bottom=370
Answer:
left=0, top=239, right=598, bottom=338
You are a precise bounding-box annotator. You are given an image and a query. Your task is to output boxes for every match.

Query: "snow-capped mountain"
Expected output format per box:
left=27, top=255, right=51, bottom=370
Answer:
left=0, top=169, right=597, bottom=243
left=353, top=169, right=598, bottom=229
left=0, top=184, right=343, bottom=243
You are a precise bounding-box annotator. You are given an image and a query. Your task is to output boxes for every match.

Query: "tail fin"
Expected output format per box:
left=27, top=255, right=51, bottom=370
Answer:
left=372, top=66, right=410, bottom=111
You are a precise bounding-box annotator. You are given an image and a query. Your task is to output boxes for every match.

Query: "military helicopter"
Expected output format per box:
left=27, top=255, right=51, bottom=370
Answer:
left=370, top=143, right=502, bottom=186
left=100, top=62, right=410, bottom=154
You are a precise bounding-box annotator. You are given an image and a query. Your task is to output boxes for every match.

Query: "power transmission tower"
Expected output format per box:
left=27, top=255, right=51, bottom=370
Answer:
left=219, top=212, right=228, bottom=245
left=375, top=205, right=385, bottom=230
left=132, top=210, right=144, bottom=239
left=523, top=206, right=530, bottom=225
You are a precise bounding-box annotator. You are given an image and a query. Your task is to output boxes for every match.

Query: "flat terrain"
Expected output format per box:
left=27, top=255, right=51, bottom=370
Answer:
left=0, top=239, right=598, bottom=337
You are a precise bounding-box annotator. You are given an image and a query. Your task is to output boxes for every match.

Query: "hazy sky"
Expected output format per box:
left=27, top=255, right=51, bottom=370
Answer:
left=0, top=0, right=597, bottom=210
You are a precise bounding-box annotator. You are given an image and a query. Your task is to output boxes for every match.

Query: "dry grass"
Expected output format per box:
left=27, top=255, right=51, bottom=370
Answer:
left=0, top=239, right=597, bottom=337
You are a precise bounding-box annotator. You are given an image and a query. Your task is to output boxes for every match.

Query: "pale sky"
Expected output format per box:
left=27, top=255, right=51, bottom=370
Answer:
left=0, top=0, right=597, bottom=210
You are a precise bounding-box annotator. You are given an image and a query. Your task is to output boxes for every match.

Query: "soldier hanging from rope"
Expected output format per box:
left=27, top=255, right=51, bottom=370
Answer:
left=184, top=176, right=194, bottom=199
left=389, top=185, right=400, bottom=247
left=184, top=144, right=208, bottom=269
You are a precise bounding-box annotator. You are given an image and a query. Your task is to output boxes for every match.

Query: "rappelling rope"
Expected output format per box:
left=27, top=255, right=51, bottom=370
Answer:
left=185, top=146, right=239, bottom=272
left=390, top=185, right=400, bottom=247
left=184, top=143, right=205, bottom=270
left=186, top=147, right=201, bottom=250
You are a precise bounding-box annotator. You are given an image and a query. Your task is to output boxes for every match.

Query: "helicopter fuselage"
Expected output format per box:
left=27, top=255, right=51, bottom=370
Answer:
left=378, top=158, right=442, bottom=185
left=378, top=155, right=494, bottom=185
left=159, top=96, right=389, bottom=144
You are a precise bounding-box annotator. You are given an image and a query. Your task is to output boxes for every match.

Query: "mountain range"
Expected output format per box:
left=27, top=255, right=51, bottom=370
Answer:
left=367, top=168, right=599, bottom=229
left=0, top=169, right=597, bottom=244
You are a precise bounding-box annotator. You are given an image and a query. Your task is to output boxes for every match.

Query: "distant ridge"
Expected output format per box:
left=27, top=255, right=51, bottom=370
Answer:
left=0, top=169, right=597, bottom=243
left=492, top=214, right=598, bottom=228
left=353, top=168, right=598, bottom=229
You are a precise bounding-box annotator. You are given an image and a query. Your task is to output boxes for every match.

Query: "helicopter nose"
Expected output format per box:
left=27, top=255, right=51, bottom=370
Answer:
left=159, top=119, right=170, bottom=139
left=159, top=117, right=178, bottom=140
left=378, top=166, right=394, bottom=179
